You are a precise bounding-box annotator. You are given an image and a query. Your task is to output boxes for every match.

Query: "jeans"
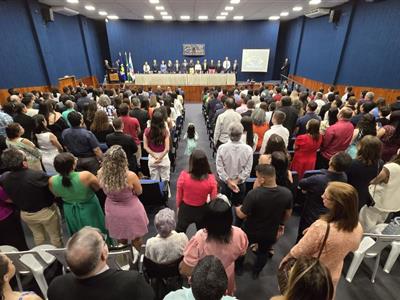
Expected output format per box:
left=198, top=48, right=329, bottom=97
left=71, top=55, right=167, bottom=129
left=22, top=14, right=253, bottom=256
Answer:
left=236, top=236, right=274, bottom=274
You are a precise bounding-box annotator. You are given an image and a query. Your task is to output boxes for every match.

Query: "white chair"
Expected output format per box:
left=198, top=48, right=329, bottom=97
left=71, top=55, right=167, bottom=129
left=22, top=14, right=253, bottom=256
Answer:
left=383, top=241, right=400, bottom=273
left=346, top=233, right=400, bottom=283
left=42, top=247, right=69, bottom=274
left=107, top=245, right=139, bottom=271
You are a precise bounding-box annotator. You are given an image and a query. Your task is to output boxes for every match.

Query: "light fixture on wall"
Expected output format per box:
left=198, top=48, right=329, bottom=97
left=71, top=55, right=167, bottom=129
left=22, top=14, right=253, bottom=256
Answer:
left=225, top=6, right=234, bottom=11
left=180, top=15, right=190, bottom=20
left=230, top=0, right=240, bottom=4
left=160, top=11, right=168, bottom=15
left=233, top=16, right=244, bottom=20
left=216, top=16, right=226, bottom=20
left=144, top=15, right=155, bottom=20
left=108, top=15, right=119, bottom=20
left=84, top=5, right=95, bottom=11
left=198, top=15, right=208, bottom=20
left=221, top=12, right=229, bottom=16
left=66, top=0, right=79, bottom=3
left=155, top=6, right=164, bottom=10
left=149, top=0, right=159, bottom=4
left=162, top=15, right=172, bottom=20
left=293, top=6, right=303, bottom=11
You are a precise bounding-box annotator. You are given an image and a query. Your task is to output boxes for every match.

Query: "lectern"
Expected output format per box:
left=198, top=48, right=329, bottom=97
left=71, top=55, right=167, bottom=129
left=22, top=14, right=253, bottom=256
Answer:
left=58, top=76, right=76, bottom=90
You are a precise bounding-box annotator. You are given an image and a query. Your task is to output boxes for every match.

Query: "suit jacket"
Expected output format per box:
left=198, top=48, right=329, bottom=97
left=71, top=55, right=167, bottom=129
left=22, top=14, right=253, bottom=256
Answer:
left=278, top=106, right=299, bottom=136
left=106, top=132, right=138, bottom=171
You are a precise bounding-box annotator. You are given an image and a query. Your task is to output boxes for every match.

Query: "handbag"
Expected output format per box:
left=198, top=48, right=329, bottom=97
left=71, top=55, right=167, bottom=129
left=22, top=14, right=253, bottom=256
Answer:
left=277, top=222, right=330, bottom=294
left=382, top=217, right=400, bottom=235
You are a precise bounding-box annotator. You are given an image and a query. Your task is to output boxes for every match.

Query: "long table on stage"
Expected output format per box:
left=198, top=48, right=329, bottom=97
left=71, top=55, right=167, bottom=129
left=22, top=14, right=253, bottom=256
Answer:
left=134, top=73, right=236, bottom=86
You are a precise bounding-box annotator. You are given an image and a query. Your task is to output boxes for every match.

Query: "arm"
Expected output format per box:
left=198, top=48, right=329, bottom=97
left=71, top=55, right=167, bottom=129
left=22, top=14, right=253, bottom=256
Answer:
left=93, top=147, right=103, bottom=161
left=370, top=167, right=389, bottom=184
left=259, top=131, right=269, bottom=154
left=377, top=127, right=386, bottom=139
left=235, top=205, right=247, bottom=220
left=143, top=133, right=157, bottom=159
left=156, top=132, right=170, bottom=161
left=49, top=133, right=63, bottom=152
left=128, top=171, right=142, bottom=195
left=84, top=171, right=101, bottom=191
left=176, top=172, right=184, bottom=208
left=179, top=261, right=194, bottom=278
left=213, top=114, right=222, bottom=142
left=321, top=127, right=334, bottom=150
left=350, top=128, right=359, bottom=144
left=215, top=149, right=228, bottom=183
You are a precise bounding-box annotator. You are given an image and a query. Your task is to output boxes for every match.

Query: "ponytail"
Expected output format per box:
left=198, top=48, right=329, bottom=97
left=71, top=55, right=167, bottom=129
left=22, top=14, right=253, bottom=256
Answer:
left=61, top=174, right=72, bottom=187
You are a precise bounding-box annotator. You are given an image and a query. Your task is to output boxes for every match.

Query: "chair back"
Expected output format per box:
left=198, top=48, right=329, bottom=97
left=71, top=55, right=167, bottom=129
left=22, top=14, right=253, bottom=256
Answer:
left=143, top=256, right=183, bottom=279
left=43, top=248, right=69, bottom=273
left=107, top=245, right=135, bottom=271
left=364, top=233, right=400, bottom=256
left=139, top=179, right=168, bottom=207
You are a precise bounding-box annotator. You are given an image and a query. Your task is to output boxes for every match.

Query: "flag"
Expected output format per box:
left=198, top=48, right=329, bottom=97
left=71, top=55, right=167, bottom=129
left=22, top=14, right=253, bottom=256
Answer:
left=124, top=52, right=131, bottom=82
left=118, top=52, right=126, bottom=82
left=128, top=52, right=135, bottom=82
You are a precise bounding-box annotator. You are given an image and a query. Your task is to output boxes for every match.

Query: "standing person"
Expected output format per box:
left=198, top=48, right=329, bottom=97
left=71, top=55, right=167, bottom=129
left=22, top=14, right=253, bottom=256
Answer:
left=90, top=111, right=114, bottom=144
left=49, top=153, right=107, bottom=236
left=241, top=116, right=258, bottom=152
left=214, top=98, right=242, bottom=148
left=179, top=197, right=248, bottom=295
left=346, top=113, right=376, bottom=159
left=39, top=100, right=69, bottom=144
left=183, top=123, right=198, bottom=156
left=251, top=108, right=269, bottom=151
left=176, top=150, right=217, bottom=233
left=33, top=114, right=63, bottom=175
left=317, top=107, right=354, bottom=169
left=119, top=103, right=141, bottom=161
left=295, top=101, right=321, bottom=136
left=359, top=152, right=400, bottom=232
left=6, top=123, right=42, bottom=171
left=236, top=164, right=292, bottom=278
left=129, top=97, right=149, bottom=140
left=346, top=136, right=383, bottom=210
left=278, top=97, right=298, bottom=137
left=97, top=95, right=116, bottom=123
left=216, top=123, right=253, bottom=207
left=260, top=111, right=290, bottom=153
left=377, top=110, right=400, bottom=162
left=98, top=145, right=148, bottom=250
left=291, top=119, right=323, bottom=180
left=0, top=148, right=63, bottom=247
left=280, top=182, right=363, bottom=293
left=61, top=100, right=75, bottom=127
left=143, top=109, right=170, bottom=183
left=0, top=109, right=13, bottom=138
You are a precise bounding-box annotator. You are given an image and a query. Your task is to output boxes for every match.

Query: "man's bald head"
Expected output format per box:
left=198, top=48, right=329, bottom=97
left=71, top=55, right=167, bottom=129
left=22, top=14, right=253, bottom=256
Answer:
left=65, top=227, right=106, bottom=277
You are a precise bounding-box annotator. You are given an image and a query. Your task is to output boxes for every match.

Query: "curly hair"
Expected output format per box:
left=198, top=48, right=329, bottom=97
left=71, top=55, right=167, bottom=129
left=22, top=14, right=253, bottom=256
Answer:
left=98, top=145, right=129, bottom=192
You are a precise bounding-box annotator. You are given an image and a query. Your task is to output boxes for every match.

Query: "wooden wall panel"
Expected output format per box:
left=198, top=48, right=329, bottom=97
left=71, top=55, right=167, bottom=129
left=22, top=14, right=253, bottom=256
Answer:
left=290, top=75, right=400, bottom=104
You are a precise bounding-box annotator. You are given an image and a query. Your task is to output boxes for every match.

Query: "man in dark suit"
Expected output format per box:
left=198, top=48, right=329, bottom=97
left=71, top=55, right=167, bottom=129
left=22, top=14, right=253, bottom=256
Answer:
left=48, top=227, right=154, bottom=300
left=106, top=118, right=138, bottom=172
left=13, top=103, right=35, bottom=140
left=277, top=96, right=298, bottom=137
left=129, top=97, right=149, bottom=140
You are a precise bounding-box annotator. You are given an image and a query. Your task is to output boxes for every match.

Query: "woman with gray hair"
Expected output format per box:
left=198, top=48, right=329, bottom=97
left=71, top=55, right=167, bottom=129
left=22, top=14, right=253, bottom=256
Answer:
left=97, top=94, right=116, bottom=122
left=251, top=108, right=269, bottom=151
left=98, top=145, right=148, bottom=250
left=145, top=208, right=188, bottom=264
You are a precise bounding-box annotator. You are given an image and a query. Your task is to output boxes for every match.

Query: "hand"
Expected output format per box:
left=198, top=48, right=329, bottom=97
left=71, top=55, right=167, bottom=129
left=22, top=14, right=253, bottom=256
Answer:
left=276, top=225, right=285, bottom=240
left=227, top=179, right=240, bottom=193
left=153, top=156, right=161, bottom=164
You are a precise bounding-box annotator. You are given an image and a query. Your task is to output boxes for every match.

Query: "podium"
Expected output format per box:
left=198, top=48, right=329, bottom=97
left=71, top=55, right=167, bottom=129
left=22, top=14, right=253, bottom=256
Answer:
left=107, top=68, right=120, bottom=83
left=58, top=76, right=76, bottom=90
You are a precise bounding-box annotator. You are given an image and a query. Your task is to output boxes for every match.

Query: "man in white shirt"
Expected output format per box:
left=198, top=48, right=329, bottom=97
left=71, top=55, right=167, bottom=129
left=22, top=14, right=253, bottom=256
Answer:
left=143, top=61, right=150, bottom=74
left=214, top=98, right=241, bottom=148
left=222, top=57, right=231, bottom=73
left=314, top=92, right=327, bottom=115
left=260, top=110, right=289, bottom=154
left=341, top=86, right=353, bottom=102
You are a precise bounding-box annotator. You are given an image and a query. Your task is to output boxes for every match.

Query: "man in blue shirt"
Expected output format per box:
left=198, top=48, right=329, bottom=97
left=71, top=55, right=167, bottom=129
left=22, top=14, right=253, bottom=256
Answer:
left=62, top=111, right=102, bottom=174
left=295, top=101, right=321, bottom=135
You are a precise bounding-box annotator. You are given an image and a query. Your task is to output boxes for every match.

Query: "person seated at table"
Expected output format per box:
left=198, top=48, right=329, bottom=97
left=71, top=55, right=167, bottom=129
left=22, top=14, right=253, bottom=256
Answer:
left=143, top=61, right=150, bottom=74
left=151, top=59, right=158, bottom=74
left=160, top=60, right=167, bottom=74
left=216, top=60, right=223, bottom=73
left=195, top=60, right=202, bottom=74
left=202, top=59, right=208, bottom=73
left=208, top=59, right=216, bottom=74
left=181, top=59, right=188, bottom=73
left=188, top=59, right=195, bottom=74
left=174, top=60, right=180, bottom=73
left=167, top=60, right=173, bottom=73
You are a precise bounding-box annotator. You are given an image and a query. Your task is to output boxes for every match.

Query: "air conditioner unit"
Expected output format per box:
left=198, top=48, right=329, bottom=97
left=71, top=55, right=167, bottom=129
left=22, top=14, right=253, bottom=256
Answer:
left=52, top=6, right=79, bottom=16
left=305, top=8, right=330, bottom=18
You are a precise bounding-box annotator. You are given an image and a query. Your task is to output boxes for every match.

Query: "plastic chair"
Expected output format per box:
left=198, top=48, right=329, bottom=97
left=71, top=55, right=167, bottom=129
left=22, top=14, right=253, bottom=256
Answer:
left=383, top=241, right=400, bottom=273
left=42, top=247, right=69, bottom=274
left=108, top=244, right=138, bottom=271
left=345, top=232, right=400, bottom=283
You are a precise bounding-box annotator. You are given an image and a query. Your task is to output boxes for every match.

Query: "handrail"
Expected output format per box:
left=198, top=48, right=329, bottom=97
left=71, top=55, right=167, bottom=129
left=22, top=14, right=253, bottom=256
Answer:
left=280, top=74, right=309, bottom=92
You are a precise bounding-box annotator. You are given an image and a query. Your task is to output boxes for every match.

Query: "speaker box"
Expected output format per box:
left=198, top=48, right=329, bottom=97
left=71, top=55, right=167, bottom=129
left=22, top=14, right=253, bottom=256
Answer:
left=329, top=9, right=341, bottom=23
left=41, top=7, right=54, bottom=23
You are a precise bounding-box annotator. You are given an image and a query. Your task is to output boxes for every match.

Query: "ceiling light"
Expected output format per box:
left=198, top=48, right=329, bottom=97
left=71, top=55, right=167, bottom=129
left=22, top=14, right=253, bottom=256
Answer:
left=280, top=11, right=289, bottom=17
left=160, top=11, right=168, bottom=15
left=149, top=0, right=159, bottom=4
left=269, top=16, right=280, bottom=21
left=233, top=16, right=244, bottom=20
left=180, top=15, right=190, bottom=20
left=66, top=0, right=79, bottom=3
left=84, top=5, right=95, bottom=11
left=216, top=16, right=226, bottom=20
left=108, top=15, right=119, bottom=20
left=309, top=0, right=321, bottom=5
left=98, top=11, right=107, bottom=16
left=221, top=12, right=229, bottom=16
left=162, top=15, right=172, bottom=20
left=293, top=6, right=303, bottom=11
left=225, top=6, right=234, bottom=11
left=230, top=0, right=240, bottom=3
left=144, top=15, right=155, bottom=20
left=198, top=15, right=208, bottom=20
left=155, top=6, right=164, bottom=10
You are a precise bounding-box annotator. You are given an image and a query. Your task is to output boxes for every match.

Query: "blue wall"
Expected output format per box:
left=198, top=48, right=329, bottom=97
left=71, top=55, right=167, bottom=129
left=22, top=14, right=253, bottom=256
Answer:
left=0, top=0, right=105, bottom=89
left=106, top=20, right=280, bottom=81
left=278, top=0, right=400, bottom=89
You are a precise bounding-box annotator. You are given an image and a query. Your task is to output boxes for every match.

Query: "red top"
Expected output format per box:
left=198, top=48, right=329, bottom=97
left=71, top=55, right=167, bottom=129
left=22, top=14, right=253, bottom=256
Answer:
left=321, top=120, right=354, bottom=160
left=144, top=127, right=168, bottom=152
left=291, top=134, right=323, bottom=180
left=121, top=115, right=140, bottom=145
left=273, top=94, right=282, bottom=102
left=176, top=171, right=218, bottom=208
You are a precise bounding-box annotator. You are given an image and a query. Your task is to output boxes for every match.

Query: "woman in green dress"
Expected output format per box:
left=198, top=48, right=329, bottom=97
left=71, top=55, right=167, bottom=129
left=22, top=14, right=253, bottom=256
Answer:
left=48, top=153, right=107, bottom=236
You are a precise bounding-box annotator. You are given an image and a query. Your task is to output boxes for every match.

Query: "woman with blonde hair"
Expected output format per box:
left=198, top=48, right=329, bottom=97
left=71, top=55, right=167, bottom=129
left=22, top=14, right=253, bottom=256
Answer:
left=280, top=182, right=362, bottom=292
left=98, top=145, right=148, bottom=250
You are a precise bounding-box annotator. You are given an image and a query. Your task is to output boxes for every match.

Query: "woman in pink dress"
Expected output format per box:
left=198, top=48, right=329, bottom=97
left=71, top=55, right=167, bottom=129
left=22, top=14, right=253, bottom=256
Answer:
left=291, top=119, right=322, bottom=179
left=179, top=196, right=248, bottom=295
left=97, top=145, right=149, bottom=250
left=280, top=182, right=363, bottom=293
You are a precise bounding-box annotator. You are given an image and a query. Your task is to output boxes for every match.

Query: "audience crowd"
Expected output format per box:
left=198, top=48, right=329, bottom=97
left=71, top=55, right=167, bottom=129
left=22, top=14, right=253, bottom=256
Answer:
left=0, top=81, right=400, bottom=300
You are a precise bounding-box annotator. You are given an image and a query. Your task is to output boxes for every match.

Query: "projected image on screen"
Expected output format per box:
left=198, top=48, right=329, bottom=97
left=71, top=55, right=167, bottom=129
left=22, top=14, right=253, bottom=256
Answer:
left=241, top=49, right=270, bottom=73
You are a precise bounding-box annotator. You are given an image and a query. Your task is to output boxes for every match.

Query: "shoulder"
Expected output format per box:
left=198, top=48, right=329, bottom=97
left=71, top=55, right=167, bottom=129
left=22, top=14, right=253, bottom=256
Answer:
left=276, top=186, right=293, bottom=198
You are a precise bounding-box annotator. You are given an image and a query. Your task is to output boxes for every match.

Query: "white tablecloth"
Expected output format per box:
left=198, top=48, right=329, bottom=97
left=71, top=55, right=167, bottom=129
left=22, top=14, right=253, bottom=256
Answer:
left=135, top=74, right=236, bottom=86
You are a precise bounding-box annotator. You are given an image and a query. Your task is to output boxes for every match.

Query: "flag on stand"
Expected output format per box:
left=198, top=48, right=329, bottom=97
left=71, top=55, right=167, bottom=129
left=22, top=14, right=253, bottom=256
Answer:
left=124, top=52, right=131, bottom=82
left=128, top=52, right=135, bottom=82
left=118, top=52, right=126, bottom=82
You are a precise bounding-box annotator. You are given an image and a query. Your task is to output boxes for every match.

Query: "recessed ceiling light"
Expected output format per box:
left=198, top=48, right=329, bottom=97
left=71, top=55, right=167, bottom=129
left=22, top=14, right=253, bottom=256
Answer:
left=198, top=15, right=208, bottom=20
left=233, top=16, right=244, bottom=20
left=280, top=11, right=289, bottom=17
left=216, top=16, right=226, bottom=20
left=108, top=15, right=119, bottom=20
left=180, top=15, right=190, bottom=20
left=269, top=16, right=280, bottom=21
left=105, top=19, right=108, bottom=23
left=162, top=15, right=172, bottom=20
left=230, top=0, right=240, bottom=4
left=225, top=6, right=234, bottom=11
left=144, top=15, right=155, bottom=20
left=293, top=6, right=303, bottom=11
left=160, top=11, right=168, bottom=15
left=149, top=0, right=159, bottom=4
left=66, top=0, right=79, bottom=3
left=309, top=0, right=321, bottom=5
left=155, top=6, right=164, bottom=10
left=84, top=5, right=95, bottom=11
left=221, top=12, right=229, bottom=16
left=98, top=11, right=107, bottom=16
